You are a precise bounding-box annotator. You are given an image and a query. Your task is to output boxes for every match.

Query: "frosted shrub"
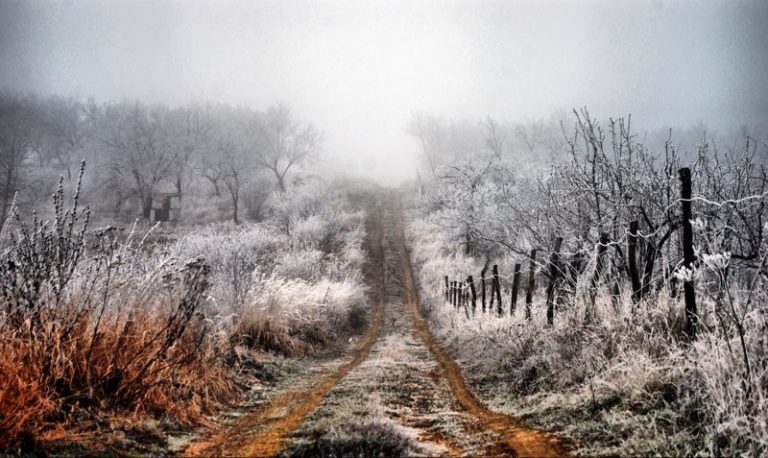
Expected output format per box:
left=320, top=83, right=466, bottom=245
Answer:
left=225, top=178, right=369, bottom=356
left=292, top=215, right=331, bottom=244
left=168, top=225, right=280, bottom=308
left=274, top=249, right=324, bottom=281
left=340, top=241, right=365, bottom=271
left=235, top=274, right=366, bottom=355
left=0, top=179, right=233, bottom=450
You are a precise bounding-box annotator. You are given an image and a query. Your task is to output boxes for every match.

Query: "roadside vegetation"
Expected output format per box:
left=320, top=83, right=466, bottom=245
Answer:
left=0, top=91, right=369, bottom=454
left=405, top=109, right=768, bottom=456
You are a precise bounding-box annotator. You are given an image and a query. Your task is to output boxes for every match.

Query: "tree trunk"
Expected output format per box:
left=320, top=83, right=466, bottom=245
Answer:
left=142, top=193, right=152, bottom=220
left=628, top=221, right=642, bottom=302
left=232, top=193, right=239, bottom=224
left=276, top=173, right=287, bottom=192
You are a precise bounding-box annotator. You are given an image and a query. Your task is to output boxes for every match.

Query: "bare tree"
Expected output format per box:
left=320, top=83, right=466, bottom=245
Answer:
left=407, top=112, right=444, bottom=175
left=98, top=102, right=179, bottom=219
left=36, top=95, right=85, bottom=181
left=0, top=93, right=37, bottom=228
left=255, top=103, right=321, bottom=192
left=168, top=104, right=213, bottom=197
left=219, top=136, right=252, bottom=224
left=483, top=117, right=505, bottom=160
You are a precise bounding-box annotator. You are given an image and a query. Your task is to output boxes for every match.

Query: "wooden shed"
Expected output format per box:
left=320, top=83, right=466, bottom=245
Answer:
left=150, top=192, right=181, bottom=222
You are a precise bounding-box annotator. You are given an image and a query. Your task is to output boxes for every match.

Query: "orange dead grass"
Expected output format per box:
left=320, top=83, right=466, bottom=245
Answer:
left=0, top=305, right=234, bottom=452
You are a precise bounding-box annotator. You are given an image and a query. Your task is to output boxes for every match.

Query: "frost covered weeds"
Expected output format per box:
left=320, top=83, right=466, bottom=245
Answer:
left=0, top=172, right=368, bottom=454
left=403, top=112, right=768, bottom=456
left=407, top=214, right=768, bottom=456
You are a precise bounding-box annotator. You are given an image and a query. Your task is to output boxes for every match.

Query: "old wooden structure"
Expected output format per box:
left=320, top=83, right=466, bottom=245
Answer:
left=150, top=192, right=182, bottom=222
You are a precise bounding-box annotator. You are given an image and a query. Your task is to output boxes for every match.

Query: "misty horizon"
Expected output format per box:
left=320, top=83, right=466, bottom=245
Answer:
left=2, top=0, right=768, bottom=184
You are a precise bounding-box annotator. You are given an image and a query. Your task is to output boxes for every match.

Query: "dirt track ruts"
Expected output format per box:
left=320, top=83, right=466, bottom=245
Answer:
left=184, top=194, right=567, bottom=457
left=392, top=197, right=568, bottom=458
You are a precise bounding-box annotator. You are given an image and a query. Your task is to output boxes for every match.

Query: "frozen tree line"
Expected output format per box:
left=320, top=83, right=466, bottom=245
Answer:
left=409, top=109, right=768, bottom=295
left=0, top=91, right=321, bottom=227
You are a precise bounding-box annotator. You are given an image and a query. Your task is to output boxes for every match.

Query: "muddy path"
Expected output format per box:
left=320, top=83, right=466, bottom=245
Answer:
left=184, top=193, right=567, bottom=457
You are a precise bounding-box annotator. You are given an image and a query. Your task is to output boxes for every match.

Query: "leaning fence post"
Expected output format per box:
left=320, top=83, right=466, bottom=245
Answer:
left=468, top=275, right=477, bottom=315
left=454, top=280, right=459, bottom=308
left=461, top=281, right=470, bottom=319
left=489, top=266, right=496, bottom=312
left=546, top=237, right=563, bottom=326
left=526, top=249, right=537, bottom=320
left=628, top=221, right=642, bottom=302
left=492, top=264, right=502, bottom=316
left=510, top=263, right=521, bottom=315
left=679, top=167, right=697, bottom=340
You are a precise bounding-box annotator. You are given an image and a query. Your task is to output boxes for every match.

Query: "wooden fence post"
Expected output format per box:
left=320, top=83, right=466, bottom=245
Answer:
left=526, top=249, right=537, bottom=320
left=451, top=281, right=457, bottom=307
left=461, top=281, right=470, bottom=318
left=454, top=280, right=459, bottom=308
left=510, top=263, right=521, bottom=315
left=570, top=250, right=584, bottom=288
left=546, top=237, right=563, bottom=326
left=492, top=264, right=502, bottom=316
left=481, top=265, right=488, bottom=313
left=444, top=275, right=450, bottom=302
left=489, top=270, right=496, bottom=312
left=679, top=167, right=697, bottom=340
left=628, top=220, right=641, bottom=302
left=468, top=275, right=477, bottom=315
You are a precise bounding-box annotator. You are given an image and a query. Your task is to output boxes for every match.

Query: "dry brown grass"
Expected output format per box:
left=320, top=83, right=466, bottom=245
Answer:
left=0, top=301, right=235, bottom=452
left=0, top=169, right=241, bottom=453
left=232, top=313, right=332, bottom=357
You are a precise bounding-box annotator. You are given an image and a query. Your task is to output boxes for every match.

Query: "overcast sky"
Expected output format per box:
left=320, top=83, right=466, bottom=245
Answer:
left=1, top=0, right=767, bottom=182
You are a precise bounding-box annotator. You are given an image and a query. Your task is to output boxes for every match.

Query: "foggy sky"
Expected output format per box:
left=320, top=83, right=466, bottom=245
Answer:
left=1, top=0, right=767, bottom=183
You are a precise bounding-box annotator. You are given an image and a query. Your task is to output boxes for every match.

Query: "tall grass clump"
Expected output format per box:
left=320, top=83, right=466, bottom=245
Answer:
left=230, top=180, right=369, bottom=356
left=0, top=165, right=233, bottom=452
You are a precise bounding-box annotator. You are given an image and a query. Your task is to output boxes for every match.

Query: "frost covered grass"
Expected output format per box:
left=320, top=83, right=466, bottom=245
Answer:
left=0, top=175, right=369, bottom=452
left=281, top=418, right=431, bottom=458
left=169, top=180, right=369, bottom=357
left=0, top=194, right=235, bottom=453
left=406, top=212, right=768, bottom=456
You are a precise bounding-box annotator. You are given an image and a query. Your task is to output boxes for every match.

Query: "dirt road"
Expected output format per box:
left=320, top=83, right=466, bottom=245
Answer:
left=185, top=194, right=566, bottom=457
